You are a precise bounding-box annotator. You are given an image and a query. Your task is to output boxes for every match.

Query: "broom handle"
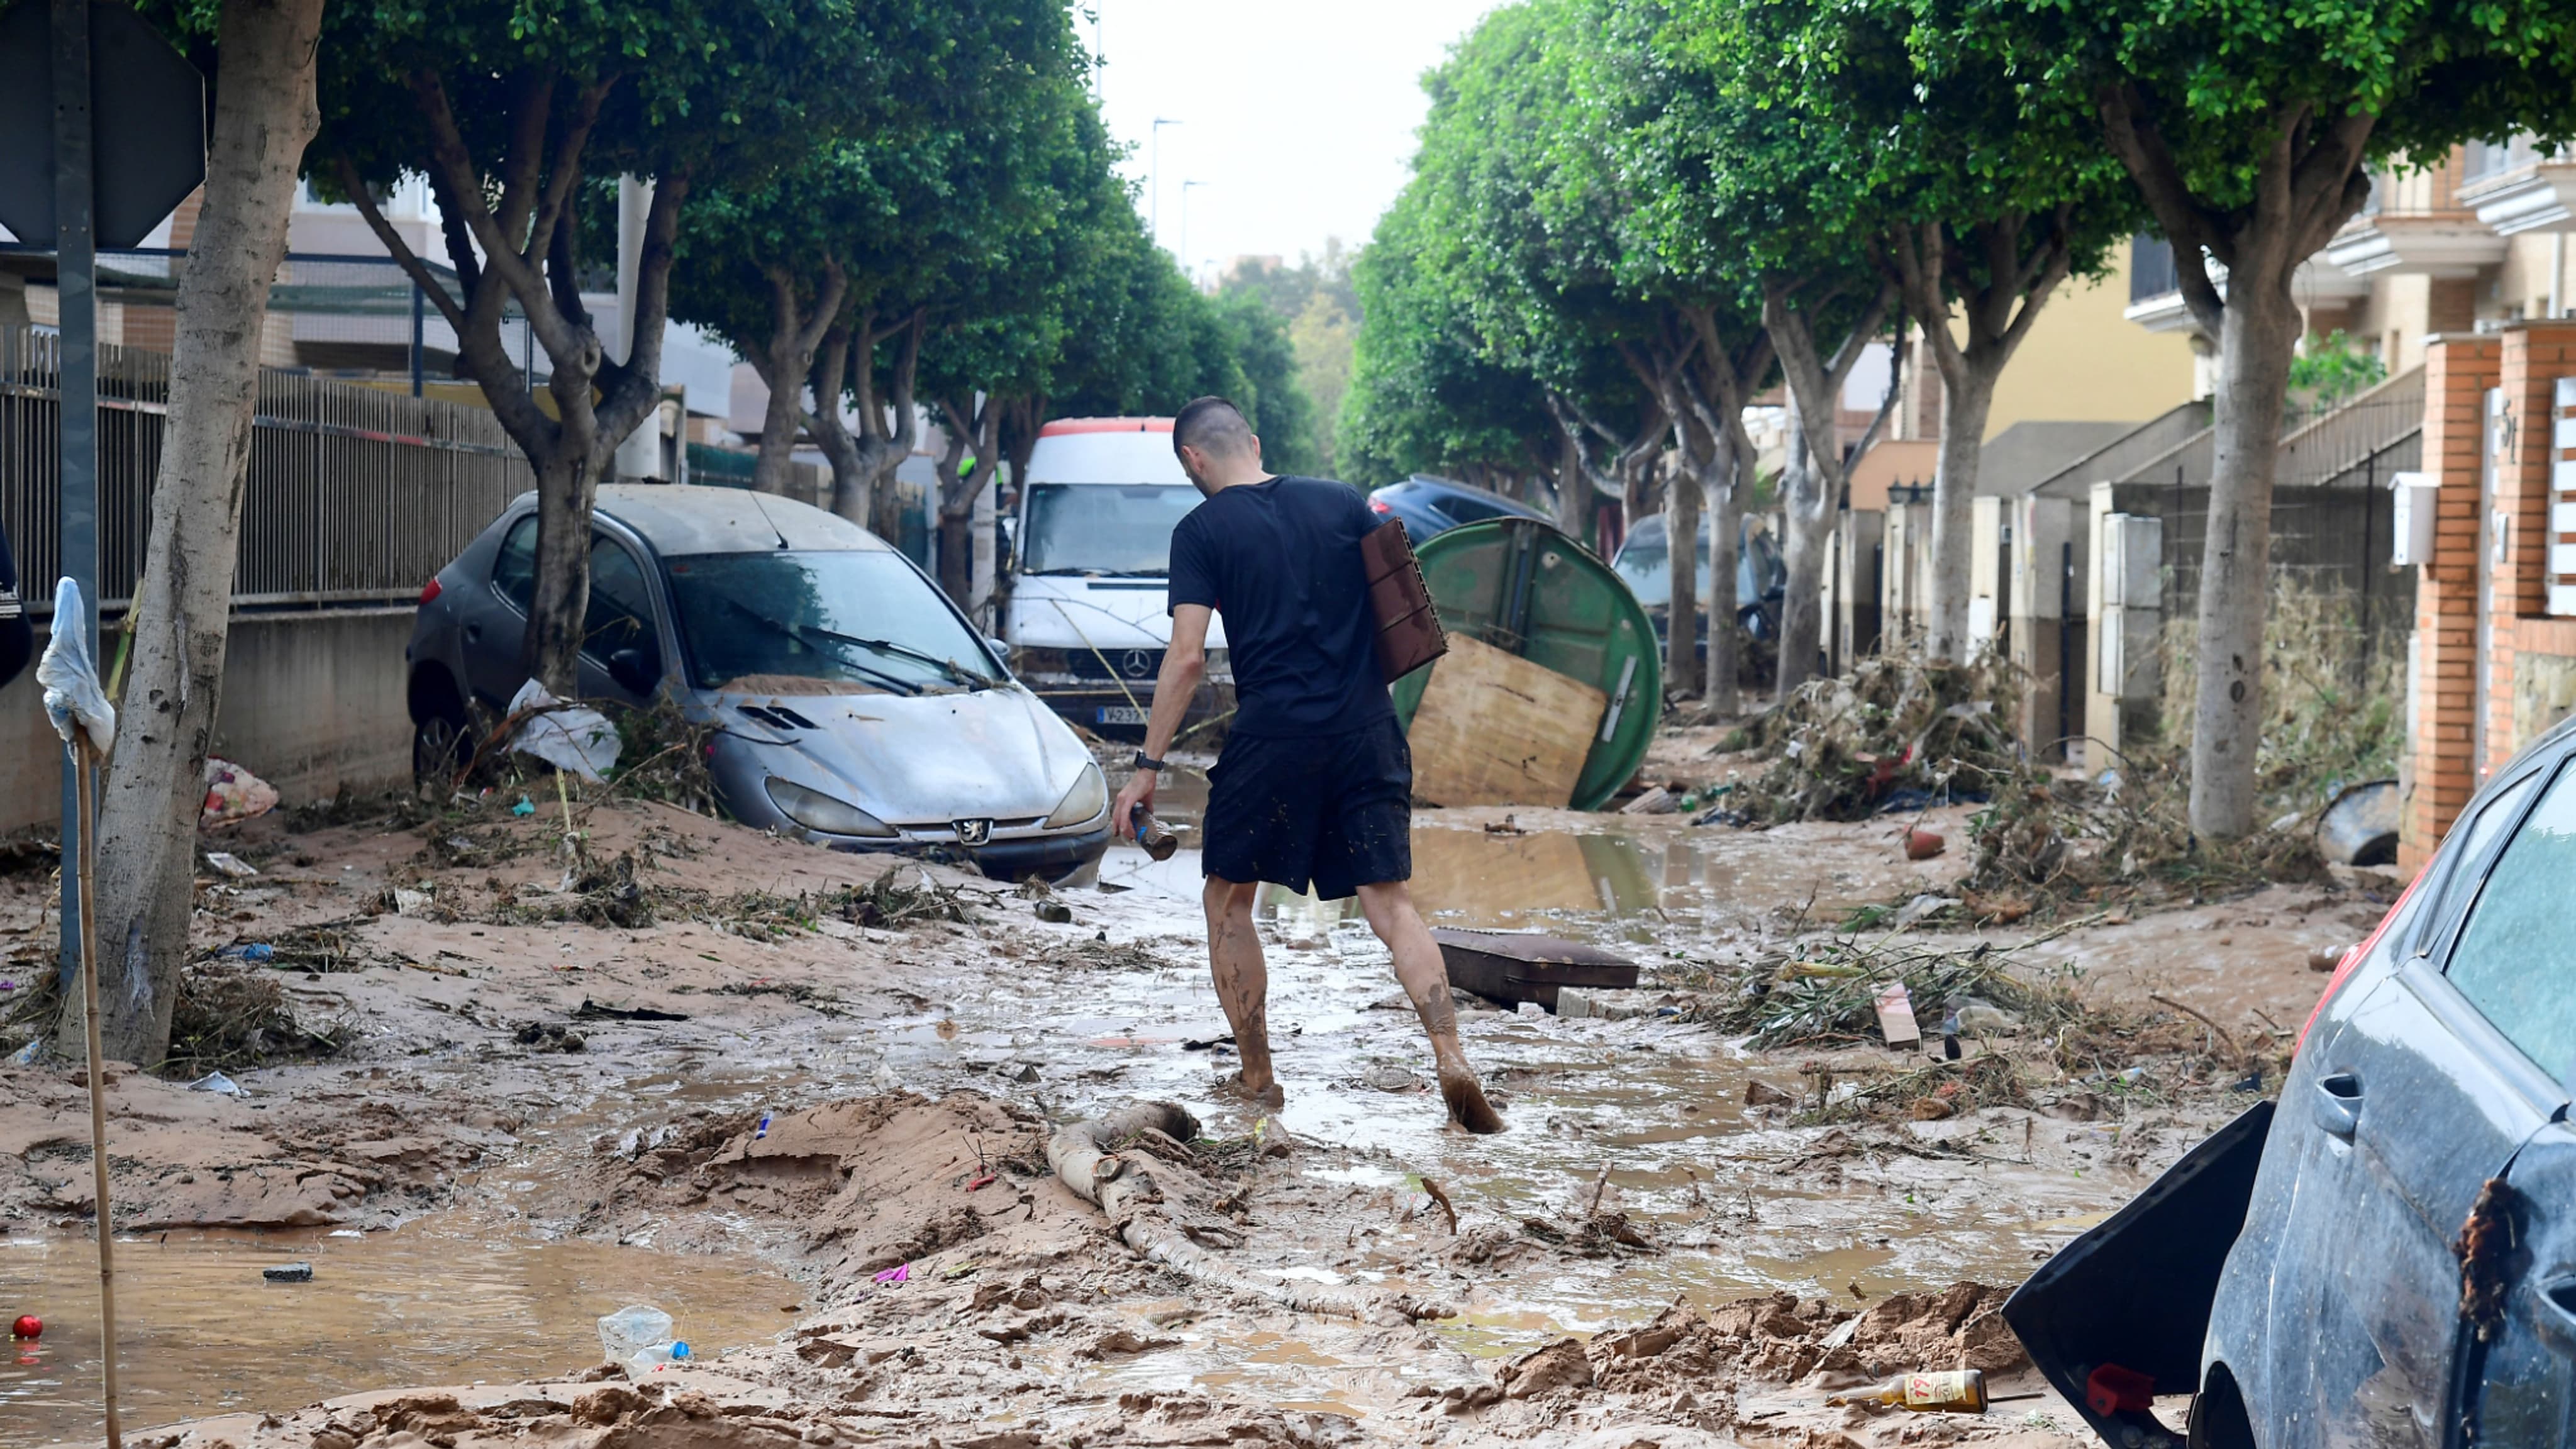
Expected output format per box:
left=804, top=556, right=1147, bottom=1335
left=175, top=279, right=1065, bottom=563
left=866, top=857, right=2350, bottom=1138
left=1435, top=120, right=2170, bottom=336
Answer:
left=73, top=738, right=121, bottom=1449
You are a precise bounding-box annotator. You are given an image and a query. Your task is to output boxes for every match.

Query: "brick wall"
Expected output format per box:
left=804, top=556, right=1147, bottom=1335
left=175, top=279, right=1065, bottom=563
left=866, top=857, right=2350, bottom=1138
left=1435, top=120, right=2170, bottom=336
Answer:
left=2402, top=333, right=2498, bottom=872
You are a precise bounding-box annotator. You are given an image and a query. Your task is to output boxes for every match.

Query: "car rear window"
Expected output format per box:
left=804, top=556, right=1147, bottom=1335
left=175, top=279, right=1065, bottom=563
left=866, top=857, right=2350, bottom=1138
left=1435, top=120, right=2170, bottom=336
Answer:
left=2447, top=762, right=2576, bottom=1082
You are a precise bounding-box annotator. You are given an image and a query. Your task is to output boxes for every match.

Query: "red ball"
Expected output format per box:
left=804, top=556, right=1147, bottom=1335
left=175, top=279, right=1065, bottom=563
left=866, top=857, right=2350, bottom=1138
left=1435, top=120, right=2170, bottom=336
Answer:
left=9, top=1316, right=37, bottom=1340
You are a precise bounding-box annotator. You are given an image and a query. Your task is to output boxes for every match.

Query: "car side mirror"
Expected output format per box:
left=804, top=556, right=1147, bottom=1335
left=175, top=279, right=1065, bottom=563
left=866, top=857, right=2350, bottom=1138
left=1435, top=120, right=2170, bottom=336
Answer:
left=608, top=647, right=659, bottom=695
left=984, top=636, right=1013, bottom=669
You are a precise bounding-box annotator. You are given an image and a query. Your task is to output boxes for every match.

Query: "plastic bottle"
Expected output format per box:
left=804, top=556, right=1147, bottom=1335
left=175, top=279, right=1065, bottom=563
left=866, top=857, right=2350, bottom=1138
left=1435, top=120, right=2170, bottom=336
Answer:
left=597, top=1304, right=674, bottom=1364
left=1130, top=804, right=1179, bottom=862
left=1835, top=1369, right=1989, bottom=1413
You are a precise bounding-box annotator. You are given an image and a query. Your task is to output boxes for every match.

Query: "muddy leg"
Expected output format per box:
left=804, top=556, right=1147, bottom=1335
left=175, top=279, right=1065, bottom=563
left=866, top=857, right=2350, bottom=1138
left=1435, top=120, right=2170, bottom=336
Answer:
left=1204, top=875, right=1284, bottom=1108
left=1354, top=881, right=1505, bottom=1134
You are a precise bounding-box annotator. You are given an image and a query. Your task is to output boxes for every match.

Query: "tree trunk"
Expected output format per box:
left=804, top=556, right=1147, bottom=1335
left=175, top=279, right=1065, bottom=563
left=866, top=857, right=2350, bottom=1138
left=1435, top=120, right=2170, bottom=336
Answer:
left=865, top=314, right=924, bottom=545
left=1554, top=426, right=1585, bottom=540
left=527, top=375, right=604, bottom=694
left=84, top=0, right=324, bottom=1063
left=1777, top=406, right=1831, bottom=694
left=1702, top=444, right=1741, bottom=715
left=2189, top=276, right=2301, bottom=838
left=751, top=350, right=806, bottom=496
left=809, top=321, right=863, bottom=518
left=1924, top=361, right=1996, bottom=660
left=1664, top=452, right=1702, bottom=699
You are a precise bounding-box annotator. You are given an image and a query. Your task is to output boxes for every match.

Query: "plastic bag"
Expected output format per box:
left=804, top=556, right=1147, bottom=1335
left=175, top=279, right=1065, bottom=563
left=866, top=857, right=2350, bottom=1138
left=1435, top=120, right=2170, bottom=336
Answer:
left=202, top=758, right=279, bottom=828
left=504, top=679, right=619, bottom=783
left=36, top=579, right=114, bottom=754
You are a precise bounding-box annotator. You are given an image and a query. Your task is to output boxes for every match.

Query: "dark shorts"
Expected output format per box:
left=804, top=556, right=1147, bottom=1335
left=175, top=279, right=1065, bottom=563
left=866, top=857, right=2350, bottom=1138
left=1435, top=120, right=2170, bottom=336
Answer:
left=1201, top=716, right=1411, bottom=901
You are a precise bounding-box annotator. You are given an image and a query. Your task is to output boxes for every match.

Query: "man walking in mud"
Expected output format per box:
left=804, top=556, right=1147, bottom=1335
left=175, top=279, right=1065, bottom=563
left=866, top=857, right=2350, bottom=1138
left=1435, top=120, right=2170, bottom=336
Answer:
left=1111, top=397, right=1506, bottom=1134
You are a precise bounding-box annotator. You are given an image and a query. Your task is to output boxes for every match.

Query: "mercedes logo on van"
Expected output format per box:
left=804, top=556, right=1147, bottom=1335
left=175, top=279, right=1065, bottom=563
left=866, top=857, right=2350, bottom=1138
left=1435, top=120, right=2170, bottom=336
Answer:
left=954, top=818, right=993, bottom=847
left=1121, top=649, right=1153, bottom=679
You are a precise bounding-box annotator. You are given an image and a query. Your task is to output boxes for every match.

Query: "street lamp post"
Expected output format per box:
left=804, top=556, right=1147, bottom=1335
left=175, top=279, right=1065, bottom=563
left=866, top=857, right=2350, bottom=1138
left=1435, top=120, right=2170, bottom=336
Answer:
left=1149, top=117, right=1180, bottom=247
left=1180, top=179, right=1208, bottom=285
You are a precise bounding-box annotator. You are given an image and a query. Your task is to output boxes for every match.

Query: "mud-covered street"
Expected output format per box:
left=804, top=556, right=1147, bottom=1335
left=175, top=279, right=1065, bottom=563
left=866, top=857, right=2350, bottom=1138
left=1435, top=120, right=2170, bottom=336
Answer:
left=0, top=731, right=2397, bottom=1449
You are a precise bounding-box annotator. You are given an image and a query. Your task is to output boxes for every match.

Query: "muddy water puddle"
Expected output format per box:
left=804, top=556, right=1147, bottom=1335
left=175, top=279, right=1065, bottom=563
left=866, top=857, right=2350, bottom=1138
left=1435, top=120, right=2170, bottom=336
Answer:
left=0, top=1215, right=801, bottom=1445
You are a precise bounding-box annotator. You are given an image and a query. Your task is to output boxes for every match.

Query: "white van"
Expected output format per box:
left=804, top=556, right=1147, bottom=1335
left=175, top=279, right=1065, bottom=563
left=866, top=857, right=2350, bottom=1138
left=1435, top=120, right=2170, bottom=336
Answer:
left=1002, top=418, right=1231, bottom=734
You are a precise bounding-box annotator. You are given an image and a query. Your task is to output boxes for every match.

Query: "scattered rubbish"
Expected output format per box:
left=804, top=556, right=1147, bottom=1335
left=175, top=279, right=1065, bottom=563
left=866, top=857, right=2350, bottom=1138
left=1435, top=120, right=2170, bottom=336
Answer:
left=511, top=1021, right=585, bottom=1052
left=1482, top=814, right=1525, bottom=835
left=574, top=999, right=691, bottom=1023
left=597, top=1304, right=674, bottom=1364
left=1621, top=787, right=1677, bottom=816
left=1743, top=1079, right=1793, bottom=1108
left=511, top=796, right=536, bottom=817
left=6, top=1039, right=39, bottom=1065
left=1831, top=1368, right=1989, bottom=1413
left=202, top=851, right=258, bottom=879
left=1435, top=928, right=1639, bottom=1011
left=200, top=758, right=279, bottom=828
left=1904, top=827, right=1946, bottom=860
left=1181, top=1033, right=1236, bottom=1051
left=2316, top=780, right=2399, bottom=867
left=187, top=1072, right=245, bottom=1097
left=216, top=943, right=274, bottom=963
left=1875, top=983, right=1921, bottom=1048
left=965, top=1172, right=996, bottom=1192
left=1129, top=806, right=1180, bottom=861
left=391, top=887, right=433, bottom=916
left=1515, top=1001, right=1546, bottom=1018
left=2084, top=1363, right=2155, bottom=1416
left=2307, top=946, right=2349, bottom=974
left=1952, top=997, right=2024, bottom=1035
left=754, top=1113, right=772, bottom=1140
left=501, top=680, right=621, bottom=782
left=1725, top=650, right=2014, bottom=824
left=1033, top=899, right=1074, bottom=924
left=262, top=1263, right=313, bottom=1284
left=1892, top=894, right=1960, bottom=929
left=1555, top=987, right=1662, bottom=1021
left=10, top=1315, right=38, bottom=1339
left=874, top=1264, right=911, bottom=1285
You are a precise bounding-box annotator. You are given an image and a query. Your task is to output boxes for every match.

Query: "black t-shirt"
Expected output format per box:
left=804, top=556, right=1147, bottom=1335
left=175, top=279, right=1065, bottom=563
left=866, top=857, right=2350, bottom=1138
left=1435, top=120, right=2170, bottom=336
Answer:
left=1167, top=475, right=1393, bottom=738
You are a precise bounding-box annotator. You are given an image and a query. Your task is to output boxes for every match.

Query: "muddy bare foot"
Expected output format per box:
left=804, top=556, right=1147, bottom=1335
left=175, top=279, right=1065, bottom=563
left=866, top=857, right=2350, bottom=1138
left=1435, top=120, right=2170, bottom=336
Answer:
left=1216, top=1069, right=1286, bottom=1110
left=1438, top=1062, right=1507, bottom=1133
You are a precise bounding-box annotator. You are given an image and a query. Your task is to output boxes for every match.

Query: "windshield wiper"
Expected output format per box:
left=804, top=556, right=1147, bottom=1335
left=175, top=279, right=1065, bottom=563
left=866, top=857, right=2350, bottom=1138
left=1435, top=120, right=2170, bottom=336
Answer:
left=1026, top=567, right=1164, bottom=579
left=706, top=596, right=921, bottom=696
left=802, top=623, right=999, bottom=690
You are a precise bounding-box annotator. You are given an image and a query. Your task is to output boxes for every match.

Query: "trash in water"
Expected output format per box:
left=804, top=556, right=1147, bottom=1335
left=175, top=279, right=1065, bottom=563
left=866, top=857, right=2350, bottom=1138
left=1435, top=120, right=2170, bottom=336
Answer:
left=2307, top=946, right=2348, bottom=974
left=11, top=1315, right=40, bottom=1340
left=218, top=943, right=275, bottom=963
left=1033, top=899, right=1074, bottom=924
left=1892, top=894, right=1960, bottom=929
left=1515, top=1001, right=1546, bottom=1018
left=262, top=1262, right=314, bottom=1283
left=6, top=1039, right=39, bottom=1066
left=188, top=1072, right=245, bottom=1097
left=1904, top=827, right=1946, bottom=860
left=597, top=1304, right=674, bottom=1363
left=1831, top=1368, right=1989, bottom=1413
left=202, top=850, right=258, bottom=879
left=874, top=1263, right=911, bottom=1285
left=511, top=796, right=537, bottom=817
left=1951, top=997, right=2023, bottom=1035
left=392, top=887, right=433, bottom=916
left=1435, top=928, right=1639, bottom=1011
left=201, top=758, right=278, bottom=828
left=1874, top=982, right=1921, bottom=1047
left=574, top=999, right=691, bottom=1023
left=754, top=1113, right=772, bottom=1141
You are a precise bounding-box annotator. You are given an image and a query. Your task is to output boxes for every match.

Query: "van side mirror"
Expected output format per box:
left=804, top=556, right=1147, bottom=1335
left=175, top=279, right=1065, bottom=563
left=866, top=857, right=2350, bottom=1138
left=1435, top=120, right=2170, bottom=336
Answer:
left=608, top=647, right=659, bottom=695
left=984, top=637, right=1013, bottom=670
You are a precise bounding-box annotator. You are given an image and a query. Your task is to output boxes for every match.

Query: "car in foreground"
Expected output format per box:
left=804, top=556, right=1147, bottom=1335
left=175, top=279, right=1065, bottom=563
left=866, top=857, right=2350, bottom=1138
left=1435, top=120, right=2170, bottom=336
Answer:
left=2006, top=713, right=2576, bottom=1448
left=406, top=485, right=1112, bottom=883
left=1366, top=474, right=1551, bottom=542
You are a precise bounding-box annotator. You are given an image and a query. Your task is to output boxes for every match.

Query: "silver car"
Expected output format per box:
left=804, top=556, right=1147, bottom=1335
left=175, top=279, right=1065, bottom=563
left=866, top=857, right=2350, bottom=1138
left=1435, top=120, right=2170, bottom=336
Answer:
left=404, top=484, right=1112, bottom=882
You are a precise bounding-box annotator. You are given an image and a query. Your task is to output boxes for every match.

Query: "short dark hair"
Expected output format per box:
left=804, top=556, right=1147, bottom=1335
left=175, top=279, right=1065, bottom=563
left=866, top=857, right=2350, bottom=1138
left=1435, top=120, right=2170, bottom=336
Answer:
left=1172, top=396, right=1255, bottom=458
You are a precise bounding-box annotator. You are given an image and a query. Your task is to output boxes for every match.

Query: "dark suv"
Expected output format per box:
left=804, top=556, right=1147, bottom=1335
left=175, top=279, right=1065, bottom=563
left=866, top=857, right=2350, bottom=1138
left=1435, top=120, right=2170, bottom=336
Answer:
left=1365, top=474, right=1550, bottom=541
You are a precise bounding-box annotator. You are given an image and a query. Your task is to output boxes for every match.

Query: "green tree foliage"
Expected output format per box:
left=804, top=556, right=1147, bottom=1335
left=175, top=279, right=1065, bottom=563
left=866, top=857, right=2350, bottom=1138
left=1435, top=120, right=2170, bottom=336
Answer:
left=1220, top=243, right=1360, bottom=472
left=1911, top=0, right=2576, bottom=836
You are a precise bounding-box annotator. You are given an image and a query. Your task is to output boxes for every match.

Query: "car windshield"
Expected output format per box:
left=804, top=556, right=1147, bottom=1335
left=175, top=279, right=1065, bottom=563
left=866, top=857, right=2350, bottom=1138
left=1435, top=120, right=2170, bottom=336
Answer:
left=1613, top=519, right=1782, bottom=604
left=1021, top=482, right=1201, bottom=575
left=663, top=550, right=999, bottom=694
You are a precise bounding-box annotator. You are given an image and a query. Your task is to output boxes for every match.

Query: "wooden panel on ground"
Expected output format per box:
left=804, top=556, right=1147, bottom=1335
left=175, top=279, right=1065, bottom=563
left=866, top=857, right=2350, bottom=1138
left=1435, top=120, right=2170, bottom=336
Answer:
left=1406, top=633, right=1606, bottom=808
left=1433, top=928, right=1639, bottom=1012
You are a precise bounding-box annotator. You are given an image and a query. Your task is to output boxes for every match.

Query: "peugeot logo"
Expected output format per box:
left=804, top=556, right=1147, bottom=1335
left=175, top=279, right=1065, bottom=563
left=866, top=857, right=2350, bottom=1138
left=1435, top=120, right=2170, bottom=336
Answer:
left=1120, top=648, right=1153, bottom=679
left=954, top=819, right=993, bottom=847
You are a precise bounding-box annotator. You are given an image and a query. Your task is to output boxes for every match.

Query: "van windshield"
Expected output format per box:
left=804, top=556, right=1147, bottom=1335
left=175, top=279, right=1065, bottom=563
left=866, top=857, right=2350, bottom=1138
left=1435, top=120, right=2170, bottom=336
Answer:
left=663, top=550, right=999, bottom=694
left=1021, top=482, right=1202, bottom=575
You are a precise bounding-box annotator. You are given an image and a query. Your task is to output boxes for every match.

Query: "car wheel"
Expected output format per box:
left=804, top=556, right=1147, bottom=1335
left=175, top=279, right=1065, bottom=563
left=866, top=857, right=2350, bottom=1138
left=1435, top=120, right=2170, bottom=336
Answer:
left=2187, top=1365, right=2256, bottom=1449
left=412, top=701, right=471, bottom=797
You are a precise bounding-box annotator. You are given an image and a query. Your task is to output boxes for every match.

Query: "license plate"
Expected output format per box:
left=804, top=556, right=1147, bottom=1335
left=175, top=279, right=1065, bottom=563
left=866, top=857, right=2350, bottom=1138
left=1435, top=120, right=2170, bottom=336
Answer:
left=1096, top=706, right=1149, bottom=725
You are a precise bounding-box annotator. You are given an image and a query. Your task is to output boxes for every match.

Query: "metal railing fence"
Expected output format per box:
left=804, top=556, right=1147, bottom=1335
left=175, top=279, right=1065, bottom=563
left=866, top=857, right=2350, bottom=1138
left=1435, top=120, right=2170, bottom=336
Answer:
left=0, top=327, right=532, bottom=614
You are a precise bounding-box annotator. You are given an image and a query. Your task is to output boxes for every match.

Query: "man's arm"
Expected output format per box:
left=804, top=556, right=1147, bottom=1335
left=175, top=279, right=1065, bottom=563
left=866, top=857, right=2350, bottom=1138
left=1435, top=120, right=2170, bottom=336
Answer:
left=1110, top=603, right=1212, bottom=833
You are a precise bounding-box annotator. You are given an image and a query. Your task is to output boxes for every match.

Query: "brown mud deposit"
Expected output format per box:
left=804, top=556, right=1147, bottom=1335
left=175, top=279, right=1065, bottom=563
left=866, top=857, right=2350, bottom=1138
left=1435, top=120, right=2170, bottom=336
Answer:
left=1, top=733, right=2380, bottom=1446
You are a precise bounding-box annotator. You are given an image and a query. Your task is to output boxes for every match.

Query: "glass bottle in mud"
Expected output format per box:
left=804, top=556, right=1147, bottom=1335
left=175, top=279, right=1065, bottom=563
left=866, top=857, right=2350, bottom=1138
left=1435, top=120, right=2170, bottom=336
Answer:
left=1833, top=1370, right=1989, bottom=1413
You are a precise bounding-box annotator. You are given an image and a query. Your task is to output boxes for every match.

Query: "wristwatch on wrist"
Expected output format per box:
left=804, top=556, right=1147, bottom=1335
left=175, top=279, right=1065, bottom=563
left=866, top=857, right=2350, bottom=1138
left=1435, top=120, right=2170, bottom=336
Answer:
left=1133, top=751, right=1165, bottom=772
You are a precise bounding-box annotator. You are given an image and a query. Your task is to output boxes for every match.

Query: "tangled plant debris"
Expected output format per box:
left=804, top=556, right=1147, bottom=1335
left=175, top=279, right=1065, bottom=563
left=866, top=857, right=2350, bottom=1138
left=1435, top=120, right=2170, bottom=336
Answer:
left=1720, top=650, right=2019, bottom=825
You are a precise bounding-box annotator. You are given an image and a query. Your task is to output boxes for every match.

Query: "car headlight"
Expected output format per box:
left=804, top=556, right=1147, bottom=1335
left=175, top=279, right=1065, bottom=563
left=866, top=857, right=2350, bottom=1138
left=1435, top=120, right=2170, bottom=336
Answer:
left=1043, top=762, right=1107, bottom=829
left=765, top=777, right=899, bottom=838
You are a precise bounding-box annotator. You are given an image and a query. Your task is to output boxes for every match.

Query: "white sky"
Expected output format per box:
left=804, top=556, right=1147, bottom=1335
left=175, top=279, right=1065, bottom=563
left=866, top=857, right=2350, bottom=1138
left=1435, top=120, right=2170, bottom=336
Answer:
left=1089, top=0, right=1501, bottom=283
